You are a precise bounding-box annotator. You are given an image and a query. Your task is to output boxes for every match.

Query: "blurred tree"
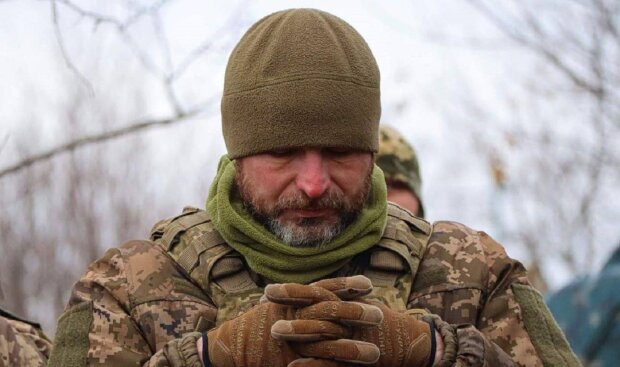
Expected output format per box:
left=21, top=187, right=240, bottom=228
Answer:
left=0, top=0, right=245, bottom=332
left=463, top=0, right=620, bottom=288
left=0, top=0, right=248, bottom=179
left=0, top=67, right=153, bottom=332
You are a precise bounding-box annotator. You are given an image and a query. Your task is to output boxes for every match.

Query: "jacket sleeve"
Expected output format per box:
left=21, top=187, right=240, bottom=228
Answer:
left=0, top=315, right=52, bottom=367
left=409, top=222, right=581, bottom=367
left=48, top=242, right=213, bottom=367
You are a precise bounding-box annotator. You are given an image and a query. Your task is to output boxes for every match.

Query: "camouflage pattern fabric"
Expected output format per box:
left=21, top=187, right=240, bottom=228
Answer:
left=0, top=309, right=52, bottom=367
left=48, top=240, right=215, bottom=367
left=48, top=204, right=579, bottom=366
left=410, top=221, right=579, bottom=366
left=547, top=245, right=620, bottom=366
left=376, top=125, right=424, bottom=215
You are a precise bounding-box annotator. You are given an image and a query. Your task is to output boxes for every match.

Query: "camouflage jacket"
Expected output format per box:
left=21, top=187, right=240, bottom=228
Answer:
left=0, top=308, right=52, bottom=367
left=48, top=204, right=579, bottom=366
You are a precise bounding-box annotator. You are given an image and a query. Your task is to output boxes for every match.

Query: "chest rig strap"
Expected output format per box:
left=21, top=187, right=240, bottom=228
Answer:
left=363, top=204, right=432, bottom=310
left=150, top=204, right=432, bottom=321
left=150, top=207, right=263, bottom=324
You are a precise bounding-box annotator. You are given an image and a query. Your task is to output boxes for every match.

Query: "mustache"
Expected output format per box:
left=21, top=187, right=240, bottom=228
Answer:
left=271, top=189, right=347, bottom=216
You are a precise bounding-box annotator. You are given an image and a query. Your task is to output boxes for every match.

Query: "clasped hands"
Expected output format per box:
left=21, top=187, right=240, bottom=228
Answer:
left=202, top=275, right=438, bottom=367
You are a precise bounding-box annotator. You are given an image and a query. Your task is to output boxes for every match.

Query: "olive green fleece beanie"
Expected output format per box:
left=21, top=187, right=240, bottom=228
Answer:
left=222, top=8, right=381, bottom=159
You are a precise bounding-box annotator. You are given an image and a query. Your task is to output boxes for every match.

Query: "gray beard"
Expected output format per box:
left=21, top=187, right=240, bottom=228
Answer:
left=263, top=214, right=354, bottom=248
left=235, top=161, right=372, bottom=248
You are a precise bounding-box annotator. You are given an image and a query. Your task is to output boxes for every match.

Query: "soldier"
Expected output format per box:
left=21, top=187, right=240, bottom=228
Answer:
left=49, top=8, right=579, bottom=367
left=0, top=285, right=52, bottom=367
left=377, top=125, right=424, bottom=217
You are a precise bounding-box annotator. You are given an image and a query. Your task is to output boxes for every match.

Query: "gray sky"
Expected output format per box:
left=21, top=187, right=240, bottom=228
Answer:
left=2, top=0, right=617, bottom=290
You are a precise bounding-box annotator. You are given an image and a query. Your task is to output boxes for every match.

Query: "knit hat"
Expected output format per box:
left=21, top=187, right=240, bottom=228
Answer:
left=376, top=125, right=424, bottom=217
left=221, top=8, right=381, bottom=159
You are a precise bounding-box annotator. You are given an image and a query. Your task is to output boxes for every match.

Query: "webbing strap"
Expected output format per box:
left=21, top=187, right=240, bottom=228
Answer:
left=153, top=208, right=261, bottom=315
left=387, top=204, right=431, bottom=234
left=176, top=231, right=227, bottom=274
left=211, top=257, right=245, bottom=279
left=382, top=226, right=416, bottom=244
left=363, top=211, right=434, bottom=309
left=161, top=211, right=212, bottom=249
left=381, top=226, right=429, bottom=261
left=369, top=249, right=406, bottom=272
left=215, top=269, right=258, bottom=294
left=209, top=256, right=263, bottom=314
left=364, top=268, right=400, bottom=287
left=364, top=243, right=408, bottom=288
left=211, top=255, right=261, bottom=297
left=363, top=246, right=409, bottom=310
left=176, top=234, right=260, bottom=299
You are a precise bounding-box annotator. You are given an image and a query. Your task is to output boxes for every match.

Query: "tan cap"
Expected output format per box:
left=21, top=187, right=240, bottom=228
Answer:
left=222, top=8, right=381, bottom=158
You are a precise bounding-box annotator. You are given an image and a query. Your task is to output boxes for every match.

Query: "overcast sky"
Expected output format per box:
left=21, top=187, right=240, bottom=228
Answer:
left=2, top=0, right=615, bottom=291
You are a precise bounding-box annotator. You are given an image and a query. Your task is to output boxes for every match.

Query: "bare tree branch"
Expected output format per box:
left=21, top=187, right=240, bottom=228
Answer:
left=467, top=0, right=601, bottom=95
left=54, top=0, right=169, bottom=32
left=171, top=0, right=250, bottom=80
left=0, top=104, right=212, bottom=179
left=51, top=0, right=94, bottom=93
left=11, top=0, right=237, bottom=182
left=0, top=134, right=9, bottom=157
left=51, top=0, right=173, bottom=88
left=123, top=0, right=171, bottom=30
left=152, top=12, right=174, bottom=73
left=152, top=12, right=183, bottom=115
left=595, top=0, right=619, bottom=39
left=54, top=0, right=122, bottom=28
left=461, top=0, right=620, bottom=285
left=50, top=0, right=198, bottom=117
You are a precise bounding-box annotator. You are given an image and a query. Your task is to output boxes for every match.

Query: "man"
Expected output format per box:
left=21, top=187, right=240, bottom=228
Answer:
left=546, top=244, right=620, bottom=366
left=377, top=125, right=424, bottom=217
left=0, top=285, right=52, bottom=366
left=49, top=9, right=579, bottom=367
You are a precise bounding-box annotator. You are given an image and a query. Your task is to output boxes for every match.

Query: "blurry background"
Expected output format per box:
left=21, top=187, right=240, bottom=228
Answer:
left=1, top=0, right=618, bottom=334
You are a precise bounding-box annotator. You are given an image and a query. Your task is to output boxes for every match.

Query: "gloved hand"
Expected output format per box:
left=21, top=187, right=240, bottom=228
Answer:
left=267, top=276, right=437, bottom=367
left=206, top=276, right=384, bottom=367
left=358, top=301, right=436, bottom=367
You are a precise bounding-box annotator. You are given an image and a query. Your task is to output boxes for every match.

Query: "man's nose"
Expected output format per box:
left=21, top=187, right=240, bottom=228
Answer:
left=295, top=150, right=330, bottom=198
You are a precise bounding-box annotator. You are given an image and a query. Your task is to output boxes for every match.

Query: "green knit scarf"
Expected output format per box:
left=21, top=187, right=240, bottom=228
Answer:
left=206, top=155, right=388, bottom=284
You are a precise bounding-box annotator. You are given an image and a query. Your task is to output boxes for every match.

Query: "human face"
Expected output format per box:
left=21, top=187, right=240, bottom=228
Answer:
left=236, top=148, right=374, bottom=247
left=386, top=182, right=420, bottom=216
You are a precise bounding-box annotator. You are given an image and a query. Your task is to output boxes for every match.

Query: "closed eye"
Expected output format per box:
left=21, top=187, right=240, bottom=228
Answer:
left=268, top=149, right=298, bottom=158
